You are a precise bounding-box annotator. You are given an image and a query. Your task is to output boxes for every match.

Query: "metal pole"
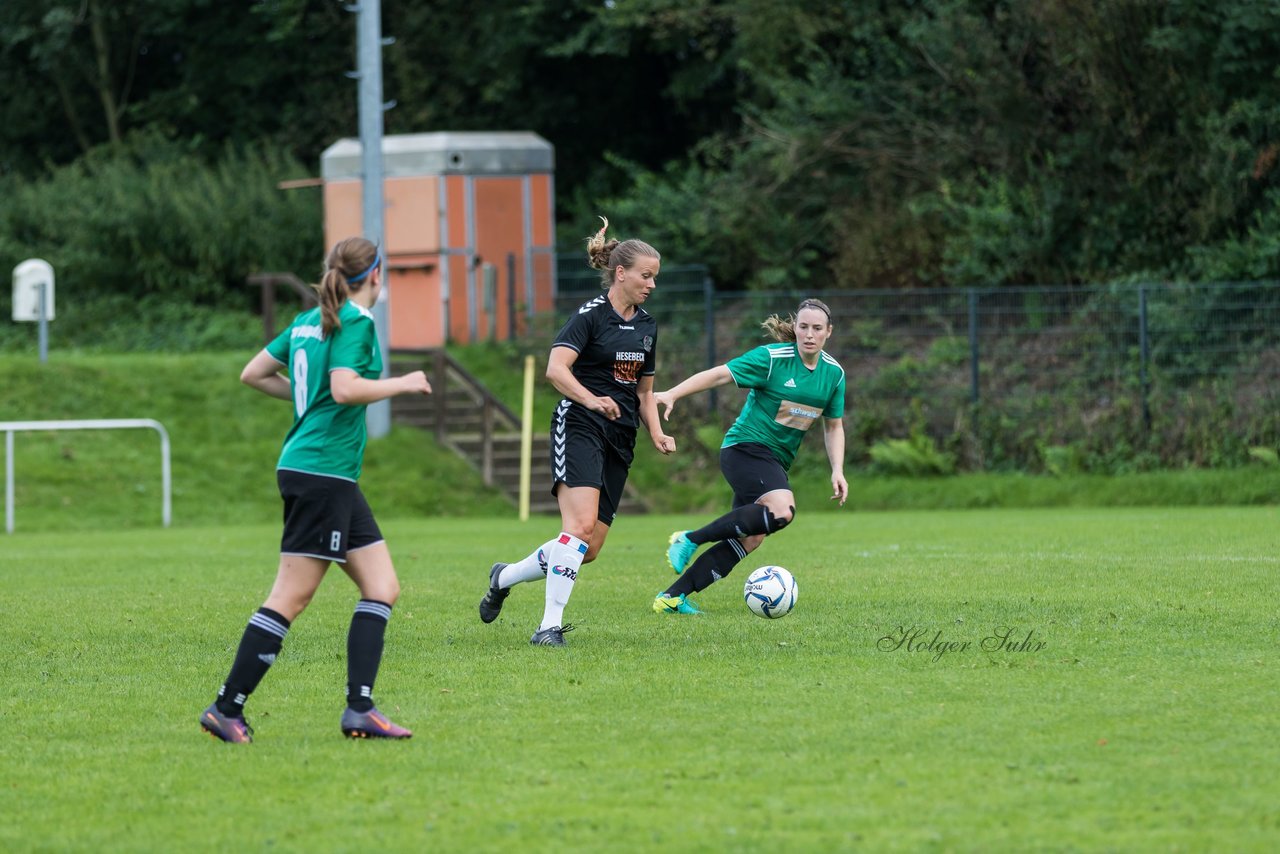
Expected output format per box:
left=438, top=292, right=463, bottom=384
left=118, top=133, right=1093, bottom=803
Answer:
left=5, top=430, right=13, bottom=534
left=968, top=289, right=980, bottom=405
left=1139, top=285, right=1151, bottom=431
left=159, top=425, right=172, bottom=528
left=507, top=252, right=517, bottom=339
left=356, top=0, right=391, bottom=438
left=484, top=263, right=497, bottom=341
left=38, top=282, right=48, bottom=364
left=467, top=267, right=478, bottom=343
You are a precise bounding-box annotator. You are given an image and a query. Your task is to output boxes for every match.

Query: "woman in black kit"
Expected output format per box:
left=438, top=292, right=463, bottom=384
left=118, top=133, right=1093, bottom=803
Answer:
left=477, top=217, right=676, bottom=646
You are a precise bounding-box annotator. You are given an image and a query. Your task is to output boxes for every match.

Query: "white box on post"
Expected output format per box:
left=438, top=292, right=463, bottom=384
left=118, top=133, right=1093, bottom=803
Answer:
left=12, top=259, right=55, bottom=322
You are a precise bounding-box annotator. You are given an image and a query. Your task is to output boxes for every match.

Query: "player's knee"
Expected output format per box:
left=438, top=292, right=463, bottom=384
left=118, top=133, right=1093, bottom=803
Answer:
left=766, top=505, right=795, bottom=532
left=266, top=593, right=311, bottom=622
left=358, top=585, right=399, bottom=607
left=569, top=520, right=596, bottom=544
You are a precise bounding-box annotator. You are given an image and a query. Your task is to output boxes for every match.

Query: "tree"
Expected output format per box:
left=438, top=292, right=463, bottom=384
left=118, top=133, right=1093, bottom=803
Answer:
left=0, top=0, right=354, bottom=174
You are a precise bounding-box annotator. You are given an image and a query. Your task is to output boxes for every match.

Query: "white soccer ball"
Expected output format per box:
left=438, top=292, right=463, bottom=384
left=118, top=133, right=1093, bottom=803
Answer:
left=743, top=565, right=797, bottom=619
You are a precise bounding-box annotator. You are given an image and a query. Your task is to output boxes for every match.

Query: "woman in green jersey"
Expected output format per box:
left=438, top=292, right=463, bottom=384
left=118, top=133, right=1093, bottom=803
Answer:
left=200, top=236, right=431, bottom=743
left=650, top=298, right=848, bottom=614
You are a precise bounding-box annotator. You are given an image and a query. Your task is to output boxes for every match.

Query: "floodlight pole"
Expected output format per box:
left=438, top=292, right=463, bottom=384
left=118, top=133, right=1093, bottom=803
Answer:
left=38, top=282, right=48, bottom=364
left=354, top=0, right=391, bottom=438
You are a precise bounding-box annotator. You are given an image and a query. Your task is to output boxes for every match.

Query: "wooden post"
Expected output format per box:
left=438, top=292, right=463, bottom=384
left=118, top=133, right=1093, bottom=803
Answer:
left=262, top=279, right=275, bottom=345
left=434, top=349, right=448, bottom=442
left=520, top=355, right=534, bottom=521
left=481, top=398, right=494, bottom=485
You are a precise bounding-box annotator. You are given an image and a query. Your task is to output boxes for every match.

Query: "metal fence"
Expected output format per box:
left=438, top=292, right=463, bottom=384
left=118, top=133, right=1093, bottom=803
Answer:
left=550, top=273, right=1280, bottom=471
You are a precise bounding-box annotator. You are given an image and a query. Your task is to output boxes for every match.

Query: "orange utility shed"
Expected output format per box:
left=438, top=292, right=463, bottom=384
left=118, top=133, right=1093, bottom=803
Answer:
left=320, top=131, right=556, bottom=348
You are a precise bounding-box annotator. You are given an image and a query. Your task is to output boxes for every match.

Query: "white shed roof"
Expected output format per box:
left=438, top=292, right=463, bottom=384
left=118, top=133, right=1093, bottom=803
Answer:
left=321, top=131, right=554, bottom=179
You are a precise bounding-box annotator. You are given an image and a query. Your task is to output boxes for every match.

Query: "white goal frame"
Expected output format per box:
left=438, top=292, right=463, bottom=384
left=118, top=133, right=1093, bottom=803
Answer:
left=2, top=419, right=171, bottom=534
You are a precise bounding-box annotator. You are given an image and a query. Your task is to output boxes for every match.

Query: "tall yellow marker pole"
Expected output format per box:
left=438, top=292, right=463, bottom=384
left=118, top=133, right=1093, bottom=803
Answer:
left=519, top=354, right=535, bottom=521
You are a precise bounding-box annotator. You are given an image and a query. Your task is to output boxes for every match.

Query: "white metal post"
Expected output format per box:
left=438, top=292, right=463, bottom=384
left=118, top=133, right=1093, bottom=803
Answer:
left=5, top=430, right=13, bottom=534
left=1, top=419, right=172, bottom=533
left=38, top=282, right=48, bottom=363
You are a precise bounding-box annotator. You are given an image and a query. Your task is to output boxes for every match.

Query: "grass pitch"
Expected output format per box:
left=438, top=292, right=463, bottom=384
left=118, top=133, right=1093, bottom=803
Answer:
left=2, top=508, right=1277, bottom=851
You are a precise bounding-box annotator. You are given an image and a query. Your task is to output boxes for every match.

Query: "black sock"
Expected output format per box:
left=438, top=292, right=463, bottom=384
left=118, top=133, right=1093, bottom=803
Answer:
left=216, top=607, right=290, bottom=716
left=347, top=600, right=392, bottom=712
left=666, top=540, right=749, bottom=597
left=687, top=505, right=772, bottom=545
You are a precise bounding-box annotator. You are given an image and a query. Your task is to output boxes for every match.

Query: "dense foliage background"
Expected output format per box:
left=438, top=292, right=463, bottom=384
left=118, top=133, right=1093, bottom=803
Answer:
left=2, top=0, right=1278, bottom=305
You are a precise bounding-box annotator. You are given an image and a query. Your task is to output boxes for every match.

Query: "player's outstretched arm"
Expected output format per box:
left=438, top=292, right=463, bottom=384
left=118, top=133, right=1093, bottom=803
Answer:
left=654, top=365, right=734, bottom=420
left=331, top=369, right=431, bottom=405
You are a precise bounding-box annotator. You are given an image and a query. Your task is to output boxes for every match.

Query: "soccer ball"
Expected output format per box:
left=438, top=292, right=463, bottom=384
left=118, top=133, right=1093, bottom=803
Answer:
left=743, top=565, right=797, bottom=619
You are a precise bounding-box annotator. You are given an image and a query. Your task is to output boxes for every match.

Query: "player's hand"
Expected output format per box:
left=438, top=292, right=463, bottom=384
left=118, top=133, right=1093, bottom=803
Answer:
left=400, top=370, right=432, bottom=395
left=590, top=395, right=620, bottom=420
left=830, top=473, right=848, bottom=507
left=654, top=390, right=676, bottom=420
left=653, top=433, right=676, bottom=455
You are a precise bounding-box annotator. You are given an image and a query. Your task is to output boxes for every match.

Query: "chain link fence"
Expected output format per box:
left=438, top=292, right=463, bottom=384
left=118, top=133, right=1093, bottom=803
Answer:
left=552, top=265, right=1280, bottom=472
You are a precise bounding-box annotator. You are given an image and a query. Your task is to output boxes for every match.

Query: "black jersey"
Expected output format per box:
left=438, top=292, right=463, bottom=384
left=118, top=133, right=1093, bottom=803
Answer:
left=551, top=293, right=657, bottom=430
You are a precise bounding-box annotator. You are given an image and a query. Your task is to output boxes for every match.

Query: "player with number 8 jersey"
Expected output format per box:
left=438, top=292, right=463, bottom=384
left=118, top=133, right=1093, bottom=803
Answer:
left=199, top=236, right=431, bottom=744
left=269, top=297, right=383, bottom=481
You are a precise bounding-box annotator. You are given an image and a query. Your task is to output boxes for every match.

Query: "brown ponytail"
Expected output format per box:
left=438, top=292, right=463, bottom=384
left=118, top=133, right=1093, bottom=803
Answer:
left=314, top=237, right=379, bottom=337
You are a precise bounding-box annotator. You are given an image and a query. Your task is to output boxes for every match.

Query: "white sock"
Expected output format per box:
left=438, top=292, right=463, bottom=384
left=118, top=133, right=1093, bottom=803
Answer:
left=499, top=538, right=557, bottom=588
left=540, top=532, right=588, bottom=630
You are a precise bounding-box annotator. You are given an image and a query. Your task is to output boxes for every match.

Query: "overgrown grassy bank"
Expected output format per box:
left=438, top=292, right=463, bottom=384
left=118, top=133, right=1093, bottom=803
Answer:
left=1, top=351, right=1277, bottom=534
left=0, top=352, right=510, bottom=532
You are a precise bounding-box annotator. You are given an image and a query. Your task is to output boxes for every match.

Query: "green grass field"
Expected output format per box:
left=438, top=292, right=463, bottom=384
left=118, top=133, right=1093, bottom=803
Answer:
left=2, top=508, right=1277, bottom=851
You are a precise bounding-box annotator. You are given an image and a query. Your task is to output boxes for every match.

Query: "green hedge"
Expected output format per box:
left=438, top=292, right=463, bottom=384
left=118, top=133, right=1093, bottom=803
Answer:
left=0, top=132, right=319, bottom=313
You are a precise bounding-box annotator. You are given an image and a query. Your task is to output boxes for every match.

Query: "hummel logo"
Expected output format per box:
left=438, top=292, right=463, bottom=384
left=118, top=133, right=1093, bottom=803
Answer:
left=784, top=378, right=797, bottom=388
left=258, top=653, right=277, bottom=665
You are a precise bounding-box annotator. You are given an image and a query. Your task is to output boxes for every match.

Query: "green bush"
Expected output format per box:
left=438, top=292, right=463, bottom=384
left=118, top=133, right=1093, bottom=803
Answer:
left=868, top=430, right=956, bottom=477
left=0, top=131, right=319, bottom=312
left=0, top=294, right=262, bottom=353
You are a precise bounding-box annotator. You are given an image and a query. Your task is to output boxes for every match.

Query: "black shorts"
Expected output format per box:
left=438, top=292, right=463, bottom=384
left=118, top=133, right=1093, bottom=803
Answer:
left=720, top=443, right=791, bottom=508
left=549, top=400, right=636, bottom=525
left=277, top=469, right=383, bottom=563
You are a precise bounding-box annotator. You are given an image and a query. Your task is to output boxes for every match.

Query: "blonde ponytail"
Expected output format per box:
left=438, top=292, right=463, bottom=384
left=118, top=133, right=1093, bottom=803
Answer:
left=584, top=215, right=660, bottom=289
left=761, top=298, right=833, bottom=342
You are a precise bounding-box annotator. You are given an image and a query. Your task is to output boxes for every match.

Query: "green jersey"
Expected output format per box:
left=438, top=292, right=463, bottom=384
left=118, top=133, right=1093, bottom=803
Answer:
left=264, top=301, right=383, bottom=481
left=723, top=343, right=846, bottom=470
